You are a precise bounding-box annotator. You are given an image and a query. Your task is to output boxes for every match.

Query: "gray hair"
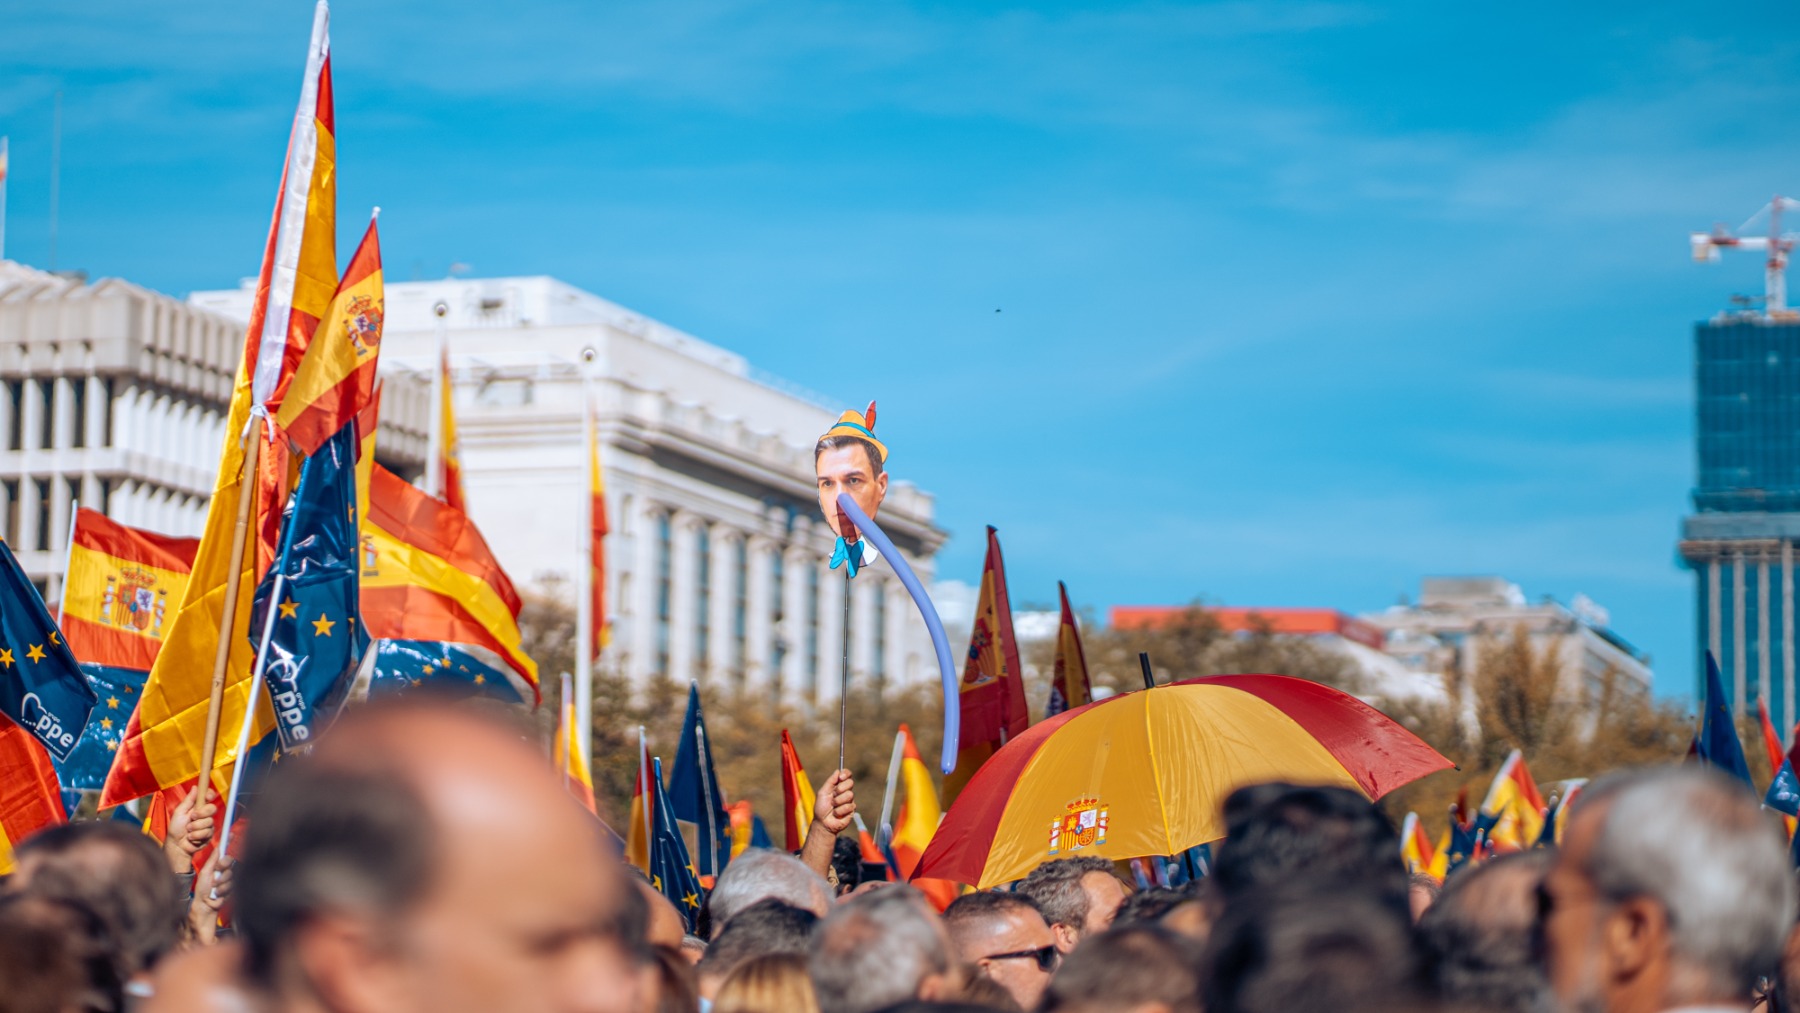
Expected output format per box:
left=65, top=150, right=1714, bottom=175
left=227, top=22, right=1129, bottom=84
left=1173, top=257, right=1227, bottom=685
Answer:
left=808, top=887, right=953, bottom=1013
left=1018, top=855, right=1116, bottom=930
left=707, top=849, right=832, bottom=934
left=1418, top=850, right=1555, bottom=1013
left=1578, top=766, right=1796, bottom=993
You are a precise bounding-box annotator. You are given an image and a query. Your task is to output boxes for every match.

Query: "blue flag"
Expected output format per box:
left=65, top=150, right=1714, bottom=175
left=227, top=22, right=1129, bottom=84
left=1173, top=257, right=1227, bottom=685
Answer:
left=1767, top=760, right=1800, bottom=817
left=749, top=811, right=773, bottom=850
left=361, top=639, right=523, bottom=705
left=650, top=757, right=707, bottom=932
left=0, top=540, right=95, bottom=762
left=1697, top=651, right=1754, bottom=789
left=250, top=423, right=368, bottom=750
left=668, top=683, right=731, bottom=878
left=54, top=663, right=145, bottom=800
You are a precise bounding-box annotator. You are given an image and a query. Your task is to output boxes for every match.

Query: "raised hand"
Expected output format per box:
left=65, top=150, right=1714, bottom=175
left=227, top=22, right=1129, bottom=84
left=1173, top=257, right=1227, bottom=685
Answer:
left=163, top=784, right=217, bottom=875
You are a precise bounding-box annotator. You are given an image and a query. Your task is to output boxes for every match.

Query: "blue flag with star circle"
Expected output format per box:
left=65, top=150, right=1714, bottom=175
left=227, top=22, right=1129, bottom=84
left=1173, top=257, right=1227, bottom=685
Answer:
left=54, top=663, right=146, bottom=799
left=0, top=539, right=96, bottom=762
left=650, top=757, right=707, bottom=932
left=249, top=421, right=369, bottom=752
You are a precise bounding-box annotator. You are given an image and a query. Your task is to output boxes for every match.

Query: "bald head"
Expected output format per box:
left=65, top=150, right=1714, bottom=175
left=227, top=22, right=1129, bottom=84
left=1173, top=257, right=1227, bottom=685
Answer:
left=236, top=698, right=645, bottom=1013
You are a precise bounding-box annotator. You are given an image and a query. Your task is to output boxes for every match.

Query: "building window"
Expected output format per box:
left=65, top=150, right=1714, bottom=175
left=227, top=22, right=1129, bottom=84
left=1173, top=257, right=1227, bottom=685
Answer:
left=36, top=380, right=53, bottom=450
left=873, top=584, right=887, bottom=684
left=695, top=524, right=711, bottom=677
left=771, top=550, right=786, bottom=681
left=732, top=539, right=747, bottom=678
left=1, top=480, right=16, bottom=545
left=5, top=380, right=21, bottom=451
left=99, top=478, right=112, bottom=517
left=805, top=563, right=820, bottom=695
left=101, top=379, right=115, bottom=448
left=655, top=513, right=671, bottom=678
left=70, top=380, right=86, bottom=449
left=65, top=478, right=79, bottom=535
left=34, top=479, right=50, bottom=551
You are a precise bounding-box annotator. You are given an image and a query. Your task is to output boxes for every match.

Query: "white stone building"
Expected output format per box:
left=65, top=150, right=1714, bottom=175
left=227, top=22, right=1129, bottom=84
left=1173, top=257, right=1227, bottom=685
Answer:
left=192, top=275, right=946, bottom=704
left=0, top=260, right=428, bottom=599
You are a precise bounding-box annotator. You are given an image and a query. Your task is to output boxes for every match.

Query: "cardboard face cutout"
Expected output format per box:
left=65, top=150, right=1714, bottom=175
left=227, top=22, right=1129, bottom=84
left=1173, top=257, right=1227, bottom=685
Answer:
left=816, top=401, right=888, bottom=577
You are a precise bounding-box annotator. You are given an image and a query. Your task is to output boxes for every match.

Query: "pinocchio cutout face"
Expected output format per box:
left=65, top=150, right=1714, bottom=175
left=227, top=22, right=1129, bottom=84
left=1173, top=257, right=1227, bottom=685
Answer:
left=816, top=441, right=887, bottom=538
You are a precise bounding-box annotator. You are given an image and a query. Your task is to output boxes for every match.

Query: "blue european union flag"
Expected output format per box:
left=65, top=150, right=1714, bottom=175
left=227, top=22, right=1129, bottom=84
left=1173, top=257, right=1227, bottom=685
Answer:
left=361, top=639, right=523, bottom=705
left=0, top=539, right=95, bottom=762
left=54, top=664, right=145, bottom=795
left=250, top=423, right=368, bottom=750
left=1697, top=651, right=1754, bottom=789
left=668, top=683, right=731, bottom=878
left=650, top=757, right=707, bottom=932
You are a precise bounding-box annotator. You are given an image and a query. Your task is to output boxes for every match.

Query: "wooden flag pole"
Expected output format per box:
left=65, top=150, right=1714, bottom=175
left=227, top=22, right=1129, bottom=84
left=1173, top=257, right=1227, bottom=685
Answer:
left=195, top=429, right=263, bottom=796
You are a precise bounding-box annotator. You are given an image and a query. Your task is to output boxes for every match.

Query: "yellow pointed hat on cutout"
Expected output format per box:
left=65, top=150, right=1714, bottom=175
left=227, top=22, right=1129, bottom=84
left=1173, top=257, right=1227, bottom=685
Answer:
left=819, top=400, right=888, bottom=463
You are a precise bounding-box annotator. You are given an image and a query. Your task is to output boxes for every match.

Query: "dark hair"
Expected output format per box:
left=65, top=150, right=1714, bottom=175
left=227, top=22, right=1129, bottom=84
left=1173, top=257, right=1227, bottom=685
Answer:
left=1212, top=783, right=1409, bottom=920
left=1416, top=850, right=1554, bottom=1013
left=234, top=760, right=438, bottom=983
left=814, top=435, right=884, bottom=477
left=650, top=944, right=700, bottom=1013
left=14, top=820, right=182, bottom=977
left=942, top=890, right=1043, bottom=928
left=1201, top=885, right=1423, bottom=1013
left=696, top=898, right=819, bottom=980
left=0, top=892, right=125, bottom=1013
left=1114, top=887, right=1189, bottom=927
left=1015, top=856, right=1118, bottom=930
left=831, top=836, right=863, bottom=895
left=1040, top=924, right=1202, bottom=1013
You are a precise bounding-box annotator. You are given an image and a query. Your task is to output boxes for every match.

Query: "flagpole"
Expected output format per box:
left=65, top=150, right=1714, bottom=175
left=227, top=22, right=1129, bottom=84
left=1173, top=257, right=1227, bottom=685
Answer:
left=575, top=368, right=595, bottom=776
left=696, top=720, right=721, bottom=878
left=838, top=568, right=851, bottom=773
left=426, top=302, right=446, bottom=499
left=877, top=728, right=903, bottom=852
left=195, top=430, right=263, bottom=791
left=639, top=725, right=653, bottom=849
left=212, top=569, right=285, bottom=892
left=56, top=499, right=78, bottom=626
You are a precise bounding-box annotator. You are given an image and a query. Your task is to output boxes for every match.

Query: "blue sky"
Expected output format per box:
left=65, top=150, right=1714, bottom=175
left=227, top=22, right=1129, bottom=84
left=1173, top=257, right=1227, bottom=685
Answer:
left=6, top=1, right=1800, bottom=700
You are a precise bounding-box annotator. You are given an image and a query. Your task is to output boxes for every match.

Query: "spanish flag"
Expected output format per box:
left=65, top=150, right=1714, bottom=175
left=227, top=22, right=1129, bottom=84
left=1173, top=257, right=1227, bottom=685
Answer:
left=626, top=730, right=652, bottom=873
left=275, top=215, right=382, bottom=456
left=1399, top=811, right=1439, bottom=881
left=60, top=509, right=198, bottom=673
left=781, top=729, right=816, bottom=853
left=555, top=677, right=596, bottom=814
left=1046, top=581, right=1091, bottom=719
left=941, top=527, right=1028, bottom=806
left=891, top=724, right=959, bottom=910
left=587, top=404, right=608, bottom=654
left=103, top=5, right=335, bottom=808
left=0, top=714, right=65, bottom=875
left=437, top=347, right=466, bottom=513
left=361, top=465, right=538, bottom=701
left=1478, top=750, right=1547, bottom=852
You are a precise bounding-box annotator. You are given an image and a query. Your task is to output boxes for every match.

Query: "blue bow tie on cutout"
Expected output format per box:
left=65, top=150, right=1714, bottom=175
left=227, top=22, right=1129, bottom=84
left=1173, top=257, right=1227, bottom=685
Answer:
left=829, top=536, right=861, bottom=578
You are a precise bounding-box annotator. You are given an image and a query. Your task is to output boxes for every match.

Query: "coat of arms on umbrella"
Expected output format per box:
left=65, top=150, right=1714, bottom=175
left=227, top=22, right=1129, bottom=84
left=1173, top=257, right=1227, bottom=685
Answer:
left=99, top=567, right=169, bottom=638
left=1048, top=796, right=1108, bottom=855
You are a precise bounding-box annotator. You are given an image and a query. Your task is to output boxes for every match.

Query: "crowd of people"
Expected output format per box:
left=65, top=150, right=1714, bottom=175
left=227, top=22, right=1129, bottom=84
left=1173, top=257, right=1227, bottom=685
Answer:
left=2, top=695, right=1797, bottom=1013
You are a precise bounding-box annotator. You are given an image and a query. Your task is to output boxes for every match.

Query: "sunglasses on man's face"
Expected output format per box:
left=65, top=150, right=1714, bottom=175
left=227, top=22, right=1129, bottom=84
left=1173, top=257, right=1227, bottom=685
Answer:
left=981, top=945, right=1060, bottom=973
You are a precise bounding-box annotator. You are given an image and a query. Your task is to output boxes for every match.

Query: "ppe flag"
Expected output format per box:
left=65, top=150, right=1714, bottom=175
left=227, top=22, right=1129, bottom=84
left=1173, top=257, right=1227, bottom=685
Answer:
left=780, top=729, right=816, bottom=853
left=942, top=526, right=1028, bottom=805
left=0, top=540, right=95, bottom=762
left=668, top=683, right=729, bottom=877
left=0, top=714, right=66, bottom=875
left=53, top=664, right=144, bottom=795
left=60, top=509, right=198, bottom=672
left=357, top=639, right=522, bottom=704
left=1768, top=759, right=1800, bottom=817
left=649, top=757, right=706, bottom=932
left=1046, top=581, right=1091, bottom=719
left=250, top=422, right=368, bottom=751
left=1697, top=651, right=1754, bottom=789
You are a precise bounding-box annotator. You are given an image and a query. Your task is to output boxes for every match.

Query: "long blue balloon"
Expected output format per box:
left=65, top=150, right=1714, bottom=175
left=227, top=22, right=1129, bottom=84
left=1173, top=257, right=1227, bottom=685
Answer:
left=836, top=493, right=960, bottom=775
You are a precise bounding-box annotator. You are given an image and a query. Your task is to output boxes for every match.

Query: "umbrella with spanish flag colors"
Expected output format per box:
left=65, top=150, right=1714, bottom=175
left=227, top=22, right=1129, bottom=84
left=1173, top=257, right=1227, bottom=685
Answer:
left=914, top=674, right=1453, bottom=889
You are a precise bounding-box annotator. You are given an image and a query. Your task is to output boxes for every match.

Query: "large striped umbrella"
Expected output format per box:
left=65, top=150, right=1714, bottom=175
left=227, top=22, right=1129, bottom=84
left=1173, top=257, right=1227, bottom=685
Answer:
left=914, top=674, right=1453, bottom=888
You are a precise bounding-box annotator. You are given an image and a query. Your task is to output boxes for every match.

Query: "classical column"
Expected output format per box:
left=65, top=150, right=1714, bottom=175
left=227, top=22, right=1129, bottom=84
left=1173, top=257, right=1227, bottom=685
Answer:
left=817, top=559, right=847, bottom=706
left=706, top=528, right=737, bottom=688
left=781, top=545, right=809, bottom=701
left=745, top=535, right=776, bottom=692
left=1760, top=559, right=1773, bottom=715
left=628, top=501, right=662, bottom=687
left=884, top=578, right=908, bottom=690
left=1734, top=553, right=1748, bottom=716
left=667, top=512, right=700, bottom=686
left=850, top=575, right=878, bottom=685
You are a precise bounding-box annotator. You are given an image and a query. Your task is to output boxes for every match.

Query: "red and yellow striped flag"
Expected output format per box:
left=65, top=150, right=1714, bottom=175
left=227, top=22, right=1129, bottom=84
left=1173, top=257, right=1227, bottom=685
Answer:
left=626, top=732, right=652, bottom=873
left=0, top=715, right=65, bottom=874
left=588, top=406, right=608, bottom=654
left=1046, top=580, right=1091, bottom=719
left=438, top=347, right=466, bottom=513
left=61, top=509, right=198, bottom=673
left=360, top=465, right=538, bottom=700
left=941, top=527, right=1028, bottom=807
left=781, top=729, right=816, bottom=852
left=892, top=724, right=960, bottom=910
left=556, top=678, right=596, bottom=814
left=275, top=215, right=382, bottom=455
left=104, top=6, right=335, bottom=807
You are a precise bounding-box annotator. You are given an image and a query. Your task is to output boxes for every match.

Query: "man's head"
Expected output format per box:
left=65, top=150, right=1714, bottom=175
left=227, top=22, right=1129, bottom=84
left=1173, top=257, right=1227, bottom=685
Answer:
left=1039, top=924, right=1203, bottom=1013
left=1201, top=885, right=1422, bottom=1013
left=705, top=848, right=832, bottom=936
left=234, top=699, right=647, bottom=1013
left=1016, top=856, right=1129, bottom=953
left=1542, top=766, right=1796, bottom=1013
left=814, top=406, right=887, bottom=540
left=694, top=898, right=819, bottom=1000
left=1417, top=850, right=1553, bottom=1013
left=808, top=886, right=957, bottom=1013
left=1212, top=783, right=1409, bottom=920
left=943, top=892, right=1058, bottom=1011
left=9, top=819, right=183, bottom=980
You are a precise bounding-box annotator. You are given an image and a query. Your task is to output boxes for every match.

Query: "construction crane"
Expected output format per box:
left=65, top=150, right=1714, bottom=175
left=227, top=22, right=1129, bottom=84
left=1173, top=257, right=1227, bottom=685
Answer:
left=1692, top=195, right=1800, bottom=318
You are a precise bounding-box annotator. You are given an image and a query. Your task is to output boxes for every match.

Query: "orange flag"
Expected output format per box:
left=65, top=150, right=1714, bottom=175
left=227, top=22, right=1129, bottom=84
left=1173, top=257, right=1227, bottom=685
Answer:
left=1759, top=700, right=1787, bottom=781
left=781, top=729, right=816, bottom=853
left=0, top=715, right=65, bottom=874
left=1046, top=581, right=1092, bottom=719
left=555, top=678, right=596, bottom=814
left=276, top=214, right=382, bottom=455
left=588, top=401, right=609, bottom=654
left=941, top=527, right=1028, bottom=806
left=891, top=724, right=960, bottom=910
left=625, top=731, right=652, bottom=873
left=437, top=346, right=466, bottom=513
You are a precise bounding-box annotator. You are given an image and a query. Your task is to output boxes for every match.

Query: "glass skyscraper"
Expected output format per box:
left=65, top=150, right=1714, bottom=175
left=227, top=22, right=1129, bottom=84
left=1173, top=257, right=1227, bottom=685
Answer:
left=1680, top=316, right=1800, bottom=727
